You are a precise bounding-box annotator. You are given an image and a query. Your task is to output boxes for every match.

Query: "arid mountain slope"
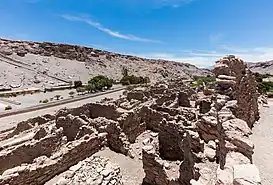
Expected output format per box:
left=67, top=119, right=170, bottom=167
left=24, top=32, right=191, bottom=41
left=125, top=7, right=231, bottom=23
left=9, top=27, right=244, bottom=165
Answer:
left=248, top=60, right=273, bottom=74
left=0, top=38, right=209, bottom=89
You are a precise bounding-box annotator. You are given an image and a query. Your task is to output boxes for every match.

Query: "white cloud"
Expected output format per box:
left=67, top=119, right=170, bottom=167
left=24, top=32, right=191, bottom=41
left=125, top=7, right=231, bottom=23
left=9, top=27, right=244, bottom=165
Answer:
left=130, top=52, right=215, bottom=68
left=61, top=15, right=161, bottom=43
left=209, top=33, right=224, bottom=44
left=25, top=0, right=40, bottom=3
left=158, top=0, right=195, bottom=8
left=129, top=46, right=273, bottom=69
left=179, top=46, right=273, bottom=67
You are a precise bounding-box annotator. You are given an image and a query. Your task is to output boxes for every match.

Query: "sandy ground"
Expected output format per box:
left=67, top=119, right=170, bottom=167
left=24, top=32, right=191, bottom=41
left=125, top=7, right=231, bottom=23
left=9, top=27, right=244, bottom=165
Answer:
left=94, top=148, right=145, bottom=185
left=0, top=102, right=7, bottom=110
left=0, top=84, right=123, bottom=112
left=251, top=99, right=273, bottom=185
left=0, top=89, right=77, bottom=111
left=0, top=90, right=123, bottom=132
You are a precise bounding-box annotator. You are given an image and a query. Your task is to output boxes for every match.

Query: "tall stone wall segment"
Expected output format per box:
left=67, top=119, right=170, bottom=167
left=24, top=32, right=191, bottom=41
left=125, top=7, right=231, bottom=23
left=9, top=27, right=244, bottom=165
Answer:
left=0, top=55, right=262, bottom=185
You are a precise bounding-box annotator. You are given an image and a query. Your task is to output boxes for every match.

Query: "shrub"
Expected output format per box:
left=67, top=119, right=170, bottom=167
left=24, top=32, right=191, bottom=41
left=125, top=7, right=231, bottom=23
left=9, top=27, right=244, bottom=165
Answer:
left=192, top=75, right=216, bottom=87
left=69, top=91, right=75, bottom=97
left=5, top=105, right=12, bottom=110
left=74, top=80, right=83, bottom=88
left=120, top=75, right=150, bottom=85
left=50, top=98, right=54, bottom=101
left=122, top=67, right=128, bottom=77
left=42, top=99, right=49, bottom=103
left=76, top=87, right=86, bottom=95
left=254, top=72, right=273, bottom=93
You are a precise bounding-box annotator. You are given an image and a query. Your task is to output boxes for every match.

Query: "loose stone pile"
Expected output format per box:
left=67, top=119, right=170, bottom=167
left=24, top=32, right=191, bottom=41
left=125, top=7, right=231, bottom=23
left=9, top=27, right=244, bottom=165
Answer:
left=0, top=56, right=262, bottom=185
left=54, top=156, right=122, bottom=185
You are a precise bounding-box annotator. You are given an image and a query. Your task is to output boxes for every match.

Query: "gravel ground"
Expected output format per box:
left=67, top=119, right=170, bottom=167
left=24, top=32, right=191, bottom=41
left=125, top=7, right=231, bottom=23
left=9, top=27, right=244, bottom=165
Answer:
left=251, top=99, right=273, bottom=185
left=94, top=148, right=144, bottom=185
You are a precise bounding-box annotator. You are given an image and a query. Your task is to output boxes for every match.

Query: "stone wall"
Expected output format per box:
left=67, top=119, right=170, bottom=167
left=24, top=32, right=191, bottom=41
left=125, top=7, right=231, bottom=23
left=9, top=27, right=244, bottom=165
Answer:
left=0, top=134, right=106, bottom=185
left=195, top=56, right=261, bottom=185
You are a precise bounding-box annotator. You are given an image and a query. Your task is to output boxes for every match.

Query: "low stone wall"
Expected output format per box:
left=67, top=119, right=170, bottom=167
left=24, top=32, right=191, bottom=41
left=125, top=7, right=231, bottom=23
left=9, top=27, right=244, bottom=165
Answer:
left=0, top=128, right=63, bottom=174
left=0, top=134, right=106, bottom=185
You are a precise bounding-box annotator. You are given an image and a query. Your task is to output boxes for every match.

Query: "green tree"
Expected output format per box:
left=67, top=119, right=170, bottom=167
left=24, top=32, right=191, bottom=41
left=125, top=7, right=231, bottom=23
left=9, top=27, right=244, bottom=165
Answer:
left=74, top=80, right=83, bottom=88
left=85, top=83, right=96, bottom=93
left=55, top=95, right=61, bottom=100
left=88, top=75, right=113, bottom=91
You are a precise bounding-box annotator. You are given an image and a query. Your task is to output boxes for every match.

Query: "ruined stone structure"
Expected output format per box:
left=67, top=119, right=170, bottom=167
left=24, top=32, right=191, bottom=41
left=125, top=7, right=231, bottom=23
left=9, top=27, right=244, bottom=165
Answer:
left=0, top=56, right=262, bottom=185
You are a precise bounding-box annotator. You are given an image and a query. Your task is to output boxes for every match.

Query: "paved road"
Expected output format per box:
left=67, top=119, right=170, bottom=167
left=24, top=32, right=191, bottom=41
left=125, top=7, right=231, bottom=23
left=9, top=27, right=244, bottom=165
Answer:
left=0, top=89, right=124, bottom=132
left=0, top=87, right=125, bottom=118
left=251, top=99, right=273, bottom=185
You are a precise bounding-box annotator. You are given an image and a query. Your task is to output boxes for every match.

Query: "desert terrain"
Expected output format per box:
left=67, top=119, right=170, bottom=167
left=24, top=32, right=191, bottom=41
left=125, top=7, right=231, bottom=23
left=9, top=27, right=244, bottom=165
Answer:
left=248, top=61, right=273, bottom=75
left=0, top=38, right=209, bottom=90
left=0, top=55, right=266, bottom=185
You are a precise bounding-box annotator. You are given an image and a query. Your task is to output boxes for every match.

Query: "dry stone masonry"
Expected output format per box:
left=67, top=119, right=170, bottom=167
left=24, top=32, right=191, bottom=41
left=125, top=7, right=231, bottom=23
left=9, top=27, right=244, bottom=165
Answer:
left=0, top=55, right=262, bottom=185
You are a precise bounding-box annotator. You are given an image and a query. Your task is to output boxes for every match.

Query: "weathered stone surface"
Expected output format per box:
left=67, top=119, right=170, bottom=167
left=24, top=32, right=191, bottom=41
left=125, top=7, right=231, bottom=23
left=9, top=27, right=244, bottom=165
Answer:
left=8, top=114, right=55, bottom=138
left=222, top=119, right=253, bottom=160
left=199, top=99, right=212, bottom=114
left=233, top=164, right=261, bottom=185
left=204, top=146, right=216, bottom=162
left=0, top=134, right=106, bottom=185
left=142, top=144, right=170, bottom=185
left=190, top=180, right=205, bottom=185
left=56, top=114, right=87, bottom=141
left=90, top=117, right=130, bottom=155
left=214, top=56, right=259, bottom=128
left=178, top=91, right=191, bottom=107
left=179, top=133, right=197, bottom=185
left=216, top=166, right=233, bottom=185
left=0, top=128, right=63, bottom=174
left=53, top=156, right=123, bottom=185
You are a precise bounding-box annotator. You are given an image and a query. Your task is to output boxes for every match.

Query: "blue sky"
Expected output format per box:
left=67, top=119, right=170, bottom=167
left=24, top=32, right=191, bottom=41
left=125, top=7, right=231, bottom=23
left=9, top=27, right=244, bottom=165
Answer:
left=1, top=0, right=273, bottom=67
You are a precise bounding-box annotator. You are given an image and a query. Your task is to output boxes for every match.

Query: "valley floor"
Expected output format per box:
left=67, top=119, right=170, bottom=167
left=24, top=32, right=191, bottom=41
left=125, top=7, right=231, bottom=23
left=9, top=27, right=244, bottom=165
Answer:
left=251, top=99, right=273, bottom=185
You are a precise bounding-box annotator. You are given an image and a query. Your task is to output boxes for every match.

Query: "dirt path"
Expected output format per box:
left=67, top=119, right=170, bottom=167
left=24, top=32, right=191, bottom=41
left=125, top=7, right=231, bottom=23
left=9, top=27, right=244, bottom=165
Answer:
left=251, top=99, right=273, bottom=185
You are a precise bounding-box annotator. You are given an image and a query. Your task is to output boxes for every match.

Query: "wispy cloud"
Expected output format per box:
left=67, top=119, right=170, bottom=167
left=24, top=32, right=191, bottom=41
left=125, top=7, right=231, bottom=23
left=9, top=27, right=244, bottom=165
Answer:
left=127, top=52, right=214, bottom=68
left=158, top=0, right=195, bottom=8
left=179, top=46, right=273, bottom=66
left=127, top=46, right=273, bottom=68
left=61, top=15, right=161, bottom=43
left=24, top=0, right=40, bottom=3
left=209, top=33, right=224, bottom=44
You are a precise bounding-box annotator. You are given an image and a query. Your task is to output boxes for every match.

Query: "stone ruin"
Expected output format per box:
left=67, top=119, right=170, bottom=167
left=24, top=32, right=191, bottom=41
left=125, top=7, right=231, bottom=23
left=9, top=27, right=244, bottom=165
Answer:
left=0, top=56, right=262, bottom=185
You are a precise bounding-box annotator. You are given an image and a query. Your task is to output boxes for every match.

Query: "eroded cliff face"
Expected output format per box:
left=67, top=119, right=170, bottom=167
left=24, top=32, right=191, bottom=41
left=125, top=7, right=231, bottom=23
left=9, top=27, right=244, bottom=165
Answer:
left=0, top=56, right=262, bottom=185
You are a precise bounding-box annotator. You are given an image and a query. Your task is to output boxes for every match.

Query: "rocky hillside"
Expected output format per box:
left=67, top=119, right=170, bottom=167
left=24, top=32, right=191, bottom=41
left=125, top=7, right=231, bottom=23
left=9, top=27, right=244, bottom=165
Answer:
left=0, top=38, right=210, bottom=89
left=248, top=60, right=273, bottom=74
